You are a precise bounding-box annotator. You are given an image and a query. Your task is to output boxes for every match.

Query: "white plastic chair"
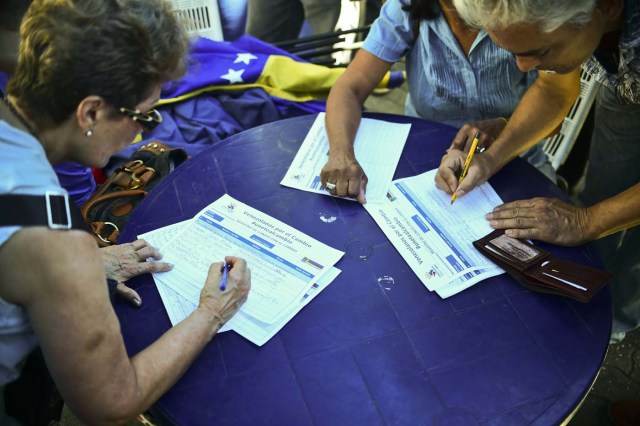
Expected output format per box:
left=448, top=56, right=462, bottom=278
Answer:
left=170, top=0, right=224, bottom=41
left=332, top=0, right=368, bottom=65
left=541, top=68, right=601, bottom=170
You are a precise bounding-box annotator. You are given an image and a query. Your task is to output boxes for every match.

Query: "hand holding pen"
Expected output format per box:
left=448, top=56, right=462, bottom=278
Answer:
left=450, top=132, right=481, bottom=205
left=198, top=257, right=252, bottom=329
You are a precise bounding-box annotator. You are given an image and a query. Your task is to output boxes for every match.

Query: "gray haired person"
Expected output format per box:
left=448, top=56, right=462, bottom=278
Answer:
left=435, top=0, right=640, bottom=345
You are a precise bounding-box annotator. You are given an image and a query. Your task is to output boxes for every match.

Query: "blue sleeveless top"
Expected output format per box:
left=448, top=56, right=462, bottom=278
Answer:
left=0, top=120, right=65, bottom=387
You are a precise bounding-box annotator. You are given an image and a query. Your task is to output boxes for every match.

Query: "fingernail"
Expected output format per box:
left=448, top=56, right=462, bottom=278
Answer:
left=489, top=221, right=497, bottom=227
left=505, top=229, right=514, bottom=236
left=457, top=190, right=465, bottom=197
left=133, top=298, right=142, bottom=307
left=485, top=212, right=493, bottom=219
left=167, top=263, right=175, bottom=269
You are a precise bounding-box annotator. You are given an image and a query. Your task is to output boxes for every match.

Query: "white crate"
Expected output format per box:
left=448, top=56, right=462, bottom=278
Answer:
left=542, top=68, right=601, bottom=170
left=171, top=0, right=223, bottom=41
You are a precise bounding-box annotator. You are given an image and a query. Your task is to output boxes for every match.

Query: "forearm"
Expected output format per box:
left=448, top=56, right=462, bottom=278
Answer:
left=585, top=182, right=640, bottom=240
left=325, top=50, right=392, bottom=159
left=325, top=82, right=365, bottom=159
left=123, top=308, right=219, bottom=417
left=486, top=69, right=581, bottom=173
left=63, top=307, right=219, bottom=425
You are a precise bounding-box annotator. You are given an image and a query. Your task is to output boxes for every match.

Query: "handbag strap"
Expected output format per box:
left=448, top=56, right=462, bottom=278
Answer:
left=0, top=192, right=86, bottom=230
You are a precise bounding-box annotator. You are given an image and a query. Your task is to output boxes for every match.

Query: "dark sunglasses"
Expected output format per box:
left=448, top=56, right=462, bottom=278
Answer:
left=119, top=107, right=162, bottom=132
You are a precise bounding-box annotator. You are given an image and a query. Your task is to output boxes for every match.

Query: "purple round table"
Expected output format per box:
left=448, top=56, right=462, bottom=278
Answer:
left=116, top=113, right=611, bottom=426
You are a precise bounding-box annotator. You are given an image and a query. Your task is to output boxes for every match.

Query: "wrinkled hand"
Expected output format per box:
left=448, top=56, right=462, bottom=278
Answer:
left=486, top=197, right=591, bottom=246
left=447, top=118, right=507, bottom=153
left=101, top=239, right=173, bottom=306
left=435, top=148, right=494, bottom=197
left=198, top=257, right=251, bottom=329
left=320, top=155, right=368, bottom=204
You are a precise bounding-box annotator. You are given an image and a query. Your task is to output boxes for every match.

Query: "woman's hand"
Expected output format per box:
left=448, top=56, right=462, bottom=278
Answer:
left=447, top=118, right=508, bottom=152
left=435, top=148, right=495, bottom=197
left=101, top=239, right=173, bottom=306
left=320, top=154, right=368, bottom=204
left=198, top=256, right=251, bottom=330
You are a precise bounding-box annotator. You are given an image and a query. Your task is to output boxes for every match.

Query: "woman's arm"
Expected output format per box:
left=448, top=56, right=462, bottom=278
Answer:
left=0, top=228, right=250, bottom=425
left=321, top=49, right=394, bottom=204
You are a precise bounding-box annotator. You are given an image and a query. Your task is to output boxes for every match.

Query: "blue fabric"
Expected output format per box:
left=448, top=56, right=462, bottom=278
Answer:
left=108, top=35, right=349, bottom=169
left=53, top=162, right=96, bottom=207
left=112, top=89, right=282, bottom=164
left=159, top=36, right=303, bottom=99
left=363, top=0, right=537, bottom=128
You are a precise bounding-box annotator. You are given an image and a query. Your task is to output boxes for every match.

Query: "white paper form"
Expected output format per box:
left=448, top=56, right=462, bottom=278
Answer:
left=139, top=221, right=210, bottom=329
left=365, top=169, right=504, bottom=297
left=225, top=267, right=341, bottom=346
left=140, top=219, right=342, bottom=346
left=152, top=194, right=344, bottom=324
left=280, top=112, right=411, bottom=203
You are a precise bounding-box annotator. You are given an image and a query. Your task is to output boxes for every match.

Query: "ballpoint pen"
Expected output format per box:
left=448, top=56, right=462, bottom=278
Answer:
left=219, top=262, right=229, bottom=291
left=451, top=132, right=481, bottom=205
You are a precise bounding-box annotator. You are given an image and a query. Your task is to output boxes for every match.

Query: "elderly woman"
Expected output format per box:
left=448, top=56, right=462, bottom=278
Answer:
left=0, top=0, right=251, bottom=424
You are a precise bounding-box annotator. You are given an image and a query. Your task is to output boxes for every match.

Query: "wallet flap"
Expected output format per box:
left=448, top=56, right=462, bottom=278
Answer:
left=473, top=230, right=611, bottom=303
left=473, top=229, right=549, bottom=270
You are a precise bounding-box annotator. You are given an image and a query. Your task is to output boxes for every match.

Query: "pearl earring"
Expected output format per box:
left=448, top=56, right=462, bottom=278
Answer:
left=85, top=129, right=93, bottom=137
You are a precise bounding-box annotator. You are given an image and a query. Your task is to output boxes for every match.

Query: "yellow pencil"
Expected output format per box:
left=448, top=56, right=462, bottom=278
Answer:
left=451, top=132, right=481, bottom=205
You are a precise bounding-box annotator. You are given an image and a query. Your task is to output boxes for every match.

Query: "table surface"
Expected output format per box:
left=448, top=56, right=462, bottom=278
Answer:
left=117, top=113, right=611, bottom=426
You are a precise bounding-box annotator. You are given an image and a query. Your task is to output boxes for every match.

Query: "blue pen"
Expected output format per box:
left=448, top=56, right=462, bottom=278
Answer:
left=219, top=262, right=229, bottom=291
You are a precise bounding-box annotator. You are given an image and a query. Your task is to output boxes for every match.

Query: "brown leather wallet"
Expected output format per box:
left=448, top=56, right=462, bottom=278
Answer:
left=473, top=230, right=610, bottom=302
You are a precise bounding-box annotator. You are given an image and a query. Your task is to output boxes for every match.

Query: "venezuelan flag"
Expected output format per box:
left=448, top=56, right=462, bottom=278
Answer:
left=159, top=35, right=404, bottom=113
left=116, top=35, right=404, bottom=166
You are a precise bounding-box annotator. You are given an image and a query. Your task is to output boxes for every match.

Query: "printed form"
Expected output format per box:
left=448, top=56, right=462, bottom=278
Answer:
left=141, top=220, right=341, bottom=346
left=280, top=112, right=410, bottom=203
left=364, top=169, right=505, bottom=298
left=149, top=194, right=344, bottom=327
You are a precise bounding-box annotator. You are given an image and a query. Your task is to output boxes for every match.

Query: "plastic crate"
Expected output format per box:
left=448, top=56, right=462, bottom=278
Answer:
left=170, top=0, right=223, bottom=41
left=542, top=68, right=601, bottom=170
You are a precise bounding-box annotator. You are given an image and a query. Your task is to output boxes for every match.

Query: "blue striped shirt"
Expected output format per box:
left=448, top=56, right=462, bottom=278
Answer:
left=363, top=0, right=537, bottom=128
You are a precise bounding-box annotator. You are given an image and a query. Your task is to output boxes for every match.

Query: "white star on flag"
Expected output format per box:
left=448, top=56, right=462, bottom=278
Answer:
left=234, top=53, right=258, bottom=65
left=221, top=68, right=245, bottom=84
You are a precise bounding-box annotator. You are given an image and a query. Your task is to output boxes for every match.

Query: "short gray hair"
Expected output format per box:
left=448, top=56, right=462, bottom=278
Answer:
left=452, top=0, right=597, bottom=33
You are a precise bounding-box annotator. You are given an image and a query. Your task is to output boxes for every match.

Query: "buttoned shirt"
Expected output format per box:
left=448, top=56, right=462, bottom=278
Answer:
left=362, top=0, right=537, bottom=128
left=583, top=0, right=640, bottom=104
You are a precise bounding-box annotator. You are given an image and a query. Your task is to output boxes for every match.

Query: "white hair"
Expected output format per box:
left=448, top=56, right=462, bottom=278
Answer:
left=452, top=0, right=597, bottom=33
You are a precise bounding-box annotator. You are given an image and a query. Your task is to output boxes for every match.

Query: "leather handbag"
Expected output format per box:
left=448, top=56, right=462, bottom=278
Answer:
left=473, top=229, right=611, bottom=302
left=81, top=141, right=188, bottom=247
